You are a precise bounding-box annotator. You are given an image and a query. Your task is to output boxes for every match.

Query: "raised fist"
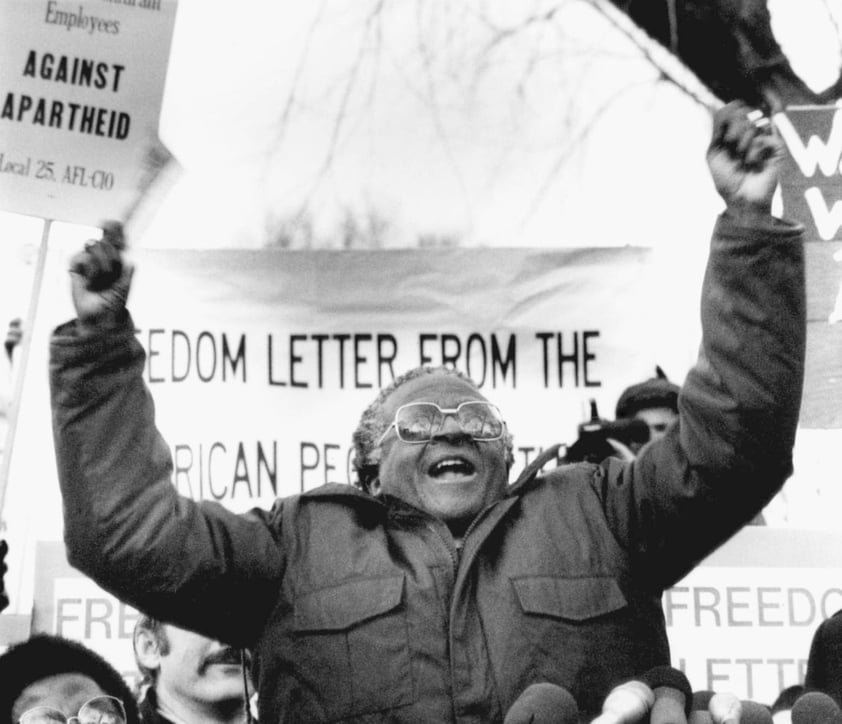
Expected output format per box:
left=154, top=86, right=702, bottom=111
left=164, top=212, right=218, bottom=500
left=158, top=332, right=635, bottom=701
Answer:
left=707, top=101, right=784, bottom=214
left=68, top=221, right=134, bottom=330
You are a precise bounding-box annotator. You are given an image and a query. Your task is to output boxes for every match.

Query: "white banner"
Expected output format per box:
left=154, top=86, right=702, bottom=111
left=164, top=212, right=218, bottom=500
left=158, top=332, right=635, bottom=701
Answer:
left=121, top=246, right=673, bottom=506
left=667, top=527, right=842, bottom=704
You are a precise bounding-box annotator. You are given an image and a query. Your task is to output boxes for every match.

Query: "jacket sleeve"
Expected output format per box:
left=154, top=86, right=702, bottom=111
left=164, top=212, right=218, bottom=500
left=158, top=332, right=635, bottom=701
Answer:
left=599, top=210, right=806, bottom=588
left=49, top=316, right=285, bottom=647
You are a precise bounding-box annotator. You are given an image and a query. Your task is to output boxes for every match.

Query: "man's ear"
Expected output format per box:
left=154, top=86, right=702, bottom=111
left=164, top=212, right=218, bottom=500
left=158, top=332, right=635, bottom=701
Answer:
left=134, top=627, right=163, bottom=671
left=355, top=462, right=380, bottom=494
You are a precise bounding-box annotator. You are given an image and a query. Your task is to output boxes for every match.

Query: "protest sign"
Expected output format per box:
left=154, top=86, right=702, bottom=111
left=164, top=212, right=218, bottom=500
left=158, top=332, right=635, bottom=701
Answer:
left=0, top=0, right=178, bottom=225
left=667, top=527, right=842, bottom=704
left=776, top=107, right=842, bottom=429
left=778, top=107, right=842, bottom=243
left=113, top=246, right=674, bottom=505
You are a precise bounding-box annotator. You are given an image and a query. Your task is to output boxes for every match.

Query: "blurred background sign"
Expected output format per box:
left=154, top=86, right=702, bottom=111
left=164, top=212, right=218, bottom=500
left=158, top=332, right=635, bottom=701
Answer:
left=777, top=106, right=842, bottom=429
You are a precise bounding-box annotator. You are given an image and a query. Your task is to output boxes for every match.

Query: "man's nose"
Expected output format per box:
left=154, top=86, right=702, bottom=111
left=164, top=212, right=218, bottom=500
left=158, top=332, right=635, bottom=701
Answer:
left=432, top=413, right=468, bottom=440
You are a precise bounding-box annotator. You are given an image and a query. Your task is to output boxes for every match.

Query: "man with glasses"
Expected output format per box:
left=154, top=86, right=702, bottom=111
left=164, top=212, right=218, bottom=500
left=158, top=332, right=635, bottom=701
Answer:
left=0, top=634, right=139, bottom=724
left=49, top=101, right=805, bottom=722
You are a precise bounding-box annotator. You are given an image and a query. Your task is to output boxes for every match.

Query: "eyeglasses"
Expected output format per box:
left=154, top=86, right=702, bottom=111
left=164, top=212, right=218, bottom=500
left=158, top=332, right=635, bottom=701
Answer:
left=377, top=401, right=506, bottom=446
left=19, top=696, right=127, bottom=724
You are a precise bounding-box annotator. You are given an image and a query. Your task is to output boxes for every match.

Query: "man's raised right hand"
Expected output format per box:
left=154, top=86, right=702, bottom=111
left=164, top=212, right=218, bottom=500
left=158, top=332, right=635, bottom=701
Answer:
left=68, top=221, right=134, bottom=332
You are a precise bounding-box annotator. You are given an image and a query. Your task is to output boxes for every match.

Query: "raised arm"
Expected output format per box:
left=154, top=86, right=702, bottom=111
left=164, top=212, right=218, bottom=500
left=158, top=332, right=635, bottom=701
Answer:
left=50, top=228, right=284, bottom=647
left=602, top=102, right=806, bottom=585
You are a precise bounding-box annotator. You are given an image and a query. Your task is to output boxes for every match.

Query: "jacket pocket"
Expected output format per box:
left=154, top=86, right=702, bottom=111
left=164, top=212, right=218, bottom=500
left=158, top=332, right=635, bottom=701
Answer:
left=510, top=575, right=663, bottom=720
left=512, top=575, right=627, bottom=621
left=292, top=574, right=413, bottom=720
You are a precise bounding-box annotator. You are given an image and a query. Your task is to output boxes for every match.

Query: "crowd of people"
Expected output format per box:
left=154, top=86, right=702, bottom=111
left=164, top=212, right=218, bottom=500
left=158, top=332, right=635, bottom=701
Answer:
left=1, top=600, right=841, bottom=723
left=0, top=98, right=833, bottom=722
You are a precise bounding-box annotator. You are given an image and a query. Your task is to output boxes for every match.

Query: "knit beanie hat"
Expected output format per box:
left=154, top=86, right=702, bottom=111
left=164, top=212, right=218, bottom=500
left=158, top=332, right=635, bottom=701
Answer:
left=615, top=366, right=680, bottom=419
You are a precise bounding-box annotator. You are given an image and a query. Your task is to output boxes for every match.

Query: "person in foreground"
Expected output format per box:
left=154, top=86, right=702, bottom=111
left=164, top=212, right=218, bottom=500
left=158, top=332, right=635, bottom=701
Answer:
left=49, top=102, right=806, bottom=722
left=0, top=634, right=139, bottom=724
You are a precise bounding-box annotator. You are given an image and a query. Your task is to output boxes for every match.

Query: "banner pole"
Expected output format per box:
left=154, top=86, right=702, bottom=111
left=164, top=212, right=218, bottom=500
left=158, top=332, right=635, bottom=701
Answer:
left=0, top=217, right=52, bottom=522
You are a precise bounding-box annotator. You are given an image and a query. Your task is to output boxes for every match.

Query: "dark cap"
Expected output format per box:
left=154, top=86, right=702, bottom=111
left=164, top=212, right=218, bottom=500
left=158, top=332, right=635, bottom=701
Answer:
left=615, top=366, right=680, bottom=419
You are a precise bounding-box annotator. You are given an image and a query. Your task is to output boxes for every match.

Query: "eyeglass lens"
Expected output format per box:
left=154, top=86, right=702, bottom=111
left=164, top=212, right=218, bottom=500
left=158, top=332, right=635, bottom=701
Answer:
left=19, top=709, right=66, bottom=724
left=78, top=696, right=126, bottom=724
left=396, top=402, right=502, bottom=441
left=19, top=697, right=126, bottom=724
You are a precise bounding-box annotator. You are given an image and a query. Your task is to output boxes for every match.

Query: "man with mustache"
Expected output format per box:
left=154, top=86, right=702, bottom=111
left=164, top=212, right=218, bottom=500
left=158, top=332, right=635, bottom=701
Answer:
left=133, top=615, right=252, bottom=724
left=50, top=101, right=806, bottom=722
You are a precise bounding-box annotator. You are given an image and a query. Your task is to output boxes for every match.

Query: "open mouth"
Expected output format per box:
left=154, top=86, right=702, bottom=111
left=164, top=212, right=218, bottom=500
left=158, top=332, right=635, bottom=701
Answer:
left=428, top=457, right=476, bottom=481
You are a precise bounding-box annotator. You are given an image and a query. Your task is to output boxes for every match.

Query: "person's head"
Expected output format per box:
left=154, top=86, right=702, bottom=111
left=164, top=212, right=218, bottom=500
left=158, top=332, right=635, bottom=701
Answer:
left=352, top=366, right=514, bottom=536
left=805, top=608, right=842, bottom=708
left=0, top=633, right=139, bottom=724
left=133, top=615, right=247, bottom=720
left=615, top=366, right=680, bottom=448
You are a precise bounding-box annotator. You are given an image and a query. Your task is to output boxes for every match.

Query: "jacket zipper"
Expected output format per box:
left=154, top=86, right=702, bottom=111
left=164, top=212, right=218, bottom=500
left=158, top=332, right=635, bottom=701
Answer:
left=427, top=520, right=459, bottom=579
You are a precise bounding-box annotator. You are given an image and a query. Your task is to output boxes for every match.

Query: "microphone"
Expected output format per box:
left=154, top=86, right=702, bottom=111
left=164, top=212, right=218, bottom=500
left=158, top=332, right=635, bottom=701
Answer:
left=709, top=692, right=743, bottom=724
left=742, top=700, right=774, bottom=724
left=791, top=692, right=842, bottom=724
left=690, top=691, right=716, bottom=724
left=591, top=678, right=655, bottom=724
left=693, top=692, right=716, bottom=709
left=642, top=666, right=693, bottom=724
left=503, top=683, right=579, bottom=724
left=71, top=222, right=125, bottom=292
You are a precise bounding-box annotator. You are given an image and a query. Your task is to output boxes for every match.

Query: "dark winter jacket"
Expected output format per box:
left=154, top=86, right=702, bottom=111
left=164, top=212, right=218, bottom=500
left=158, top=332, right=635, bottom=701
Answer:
left=137, top=688, right=176, bottom=724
